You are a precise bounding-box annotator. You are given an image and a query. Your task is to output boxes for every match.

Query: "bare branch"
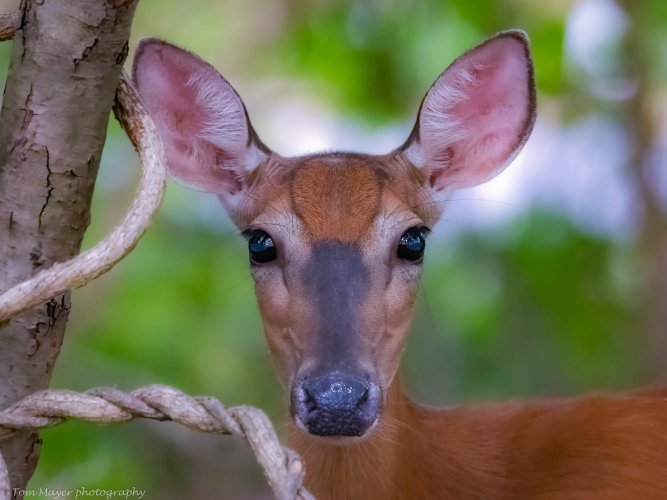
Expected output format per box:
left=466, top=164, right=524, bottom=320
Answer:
left=0, top=385, right=313, bottom=500
left=0, top=71, right=168, bottom=322
left=1, top=1, right=141, bottom=488
left=0, top=9, right=167, bottom=323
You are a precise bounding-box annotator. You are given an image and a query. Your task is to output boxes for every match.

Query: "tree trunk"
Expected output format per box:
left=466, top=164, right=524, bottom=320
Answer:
left=0, top=0, right=138, bottom=493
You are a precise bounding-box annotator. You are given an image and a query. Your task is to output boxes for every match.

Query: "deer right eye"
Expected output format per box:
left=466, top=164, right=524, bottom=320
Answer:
left=247, top=229, right=277, bottom=264
left=397, top=226, right=428, bottom=262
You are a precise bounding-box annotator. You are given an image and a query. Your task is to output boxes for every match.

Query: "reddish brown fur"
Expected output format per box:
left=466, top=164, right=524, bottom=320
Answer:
left=290, top=157, right=384, bottom=242
left=291, top=382, right=667, bottom=499
left=238, top=153, right=439, bottom=232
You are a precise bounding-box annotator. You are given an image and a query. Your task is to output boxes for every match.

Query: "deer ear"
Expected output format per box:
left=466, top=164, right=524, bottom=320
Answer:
left=401, top=30, right=536, bottom=192
left=133, top=38, right=269, bottom=199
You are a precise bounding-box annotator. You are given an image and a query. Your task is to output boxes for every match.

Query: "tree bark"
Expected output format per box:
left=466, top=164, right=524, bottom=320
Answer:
left=0, top=0, right=138, bottom=493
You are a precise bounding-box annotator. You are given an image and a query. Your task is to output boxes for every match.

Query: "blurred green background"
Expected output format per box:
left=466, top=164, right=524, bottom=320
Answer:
left=1, top=0, right=666, bottom=498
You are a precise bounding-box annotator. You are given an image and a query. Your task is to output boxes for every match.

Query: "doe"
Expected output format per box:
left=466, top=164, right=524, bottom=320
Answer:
left=134, top=31, right=667, bottom=499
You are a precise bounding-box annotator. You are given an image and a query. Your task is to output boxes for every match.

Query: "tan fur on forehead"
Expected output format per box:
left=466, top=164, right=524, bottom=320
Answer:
left=290, top=156, right=384, bottom=242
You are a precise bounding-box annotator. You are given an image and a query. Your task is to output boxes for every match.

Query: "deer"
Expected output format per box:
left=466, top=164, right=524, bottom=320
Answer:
left=132, top=31, right=667, bottom=499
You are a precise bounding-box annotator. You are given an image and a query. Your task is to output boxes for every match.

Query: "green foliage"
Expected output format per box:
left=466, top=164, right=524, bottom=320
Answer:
left=408, top=211, right=643, bottom=405
left=263, top=0, right=567, bottom=122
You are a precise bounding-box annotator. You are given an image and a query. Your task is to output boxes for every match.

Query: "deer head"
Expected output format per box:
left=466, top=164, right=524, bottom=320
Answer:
left=133, top=31, right=535, bottom=439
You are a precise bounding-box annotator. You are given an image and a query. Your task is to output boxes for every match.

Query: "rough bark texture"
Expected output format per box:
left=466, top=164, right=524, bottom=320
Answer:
left=0, top=0, right=138, bottom=493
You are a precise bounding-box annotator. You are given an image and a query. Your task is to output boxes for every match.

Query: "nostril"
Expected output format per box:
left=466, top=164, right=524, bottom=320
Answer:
left=357, top=388, right=369, bottom=407
left=304, top=388, right=317, bottom=414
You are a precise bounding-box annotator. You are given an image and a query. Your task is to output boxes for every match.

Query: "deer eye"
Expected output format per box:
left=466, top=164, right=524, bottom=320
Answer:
left=247, top=229, right=277, bottom=264
left=397, top=226, right=428, bottom=262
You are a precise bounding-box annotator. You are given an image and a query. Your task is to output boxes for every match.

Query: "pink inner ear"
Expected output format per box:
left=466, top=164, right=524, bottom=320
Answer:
left=133, top=41, right=250, bottom=194
left=420, top=34, right=534, bottom=190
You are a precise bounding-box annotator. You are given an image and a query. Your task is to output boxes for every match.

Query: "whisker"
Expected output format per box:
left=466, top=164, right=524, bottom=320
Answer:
left=447, top=197, right=517, bottom=208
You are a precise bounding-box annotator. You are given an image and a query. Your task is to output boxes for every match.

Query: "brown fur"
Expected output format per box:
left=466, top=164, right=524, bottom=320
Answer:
left=290, top=381, right=667, bottom=499
left=237, top=153, right=433, bottom=232
left=290, top=157, right=383, bottom=242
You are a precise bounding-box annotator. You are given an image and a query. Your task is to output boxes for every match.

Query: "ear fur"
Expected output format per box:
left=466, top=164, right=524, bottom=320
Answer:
left=133, top=38, right=270, bottom=200
left=401, top=30, right=536, bottom=192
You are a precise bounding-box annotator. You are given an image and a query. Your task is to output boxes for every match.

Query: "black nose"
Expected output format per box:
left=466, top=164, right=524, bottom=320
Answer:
left=292, top=372, right=380, bottom=437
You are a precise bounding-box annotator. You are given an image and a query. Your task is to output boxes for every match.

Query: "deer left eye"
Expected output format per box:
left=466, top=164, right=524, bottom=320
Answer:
left=247, top=229, right=277, bottom=264
left=397, top=226, right=428, bottom=262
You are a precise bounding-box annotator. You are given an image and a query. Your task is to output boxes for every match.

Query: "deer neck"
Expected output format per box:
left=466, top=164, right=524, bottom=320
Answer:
left=287, top=379, right=407, bottom=498
left=287, top=378, right=509, bottom=500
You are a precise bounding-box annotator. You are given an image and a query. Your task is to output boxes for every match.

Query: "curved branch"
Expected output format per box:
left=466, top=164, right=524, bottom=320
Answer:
left=0, top=8, right=166, bottom=325
left=0, top=9, right=167, bottom=322
left=0, top=71, right=168, bottom=322
left=0, top=385, right=313, bottom=500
